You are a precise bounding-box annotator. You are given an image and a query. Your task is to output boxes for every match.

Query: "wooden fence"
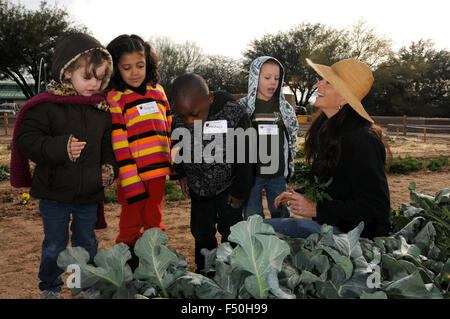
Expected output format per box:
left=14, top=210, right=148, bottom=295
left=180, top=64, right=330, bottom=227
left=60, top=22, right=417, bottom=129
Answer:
left=0, top=113, right=16, bottom=136
left=2, top=112, right=450, bottom=141
left=296, top=115, right=450, bottom=141
left=372, top=115, right=450, bottom=142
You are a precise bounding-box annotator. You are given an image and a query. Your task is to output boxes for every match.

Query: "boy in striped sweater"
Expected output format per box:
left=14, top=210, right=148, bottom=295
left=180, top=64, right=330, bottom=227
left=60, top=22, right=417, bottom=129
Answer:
left=106, top=35, right=172, bottom=270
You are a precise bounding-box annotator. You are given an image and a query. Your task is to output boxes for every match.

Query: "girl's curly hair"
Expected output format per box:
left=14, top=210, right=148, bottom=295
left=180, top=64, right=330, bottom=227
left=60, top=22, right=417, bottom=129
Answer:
left=106, top=34, right=159, bottom=91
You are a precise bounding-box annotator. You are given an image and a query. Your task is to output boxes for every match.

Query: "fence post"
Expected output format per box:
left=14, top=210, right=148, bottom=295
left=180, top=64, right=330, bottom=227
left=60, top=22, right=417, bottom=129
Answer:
left=423, top=127, right=427, bottom=142
left=402, top=115, right=407, bottom=136
left=3, top=113, right=8, bottom=136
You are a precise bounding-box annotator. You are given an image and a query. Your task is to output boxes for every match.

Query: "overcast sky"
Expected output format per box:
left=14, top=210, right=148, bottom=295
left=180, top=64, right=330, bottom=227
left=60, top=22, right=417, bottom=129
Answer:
left=12, top=0, right=450, bottom=58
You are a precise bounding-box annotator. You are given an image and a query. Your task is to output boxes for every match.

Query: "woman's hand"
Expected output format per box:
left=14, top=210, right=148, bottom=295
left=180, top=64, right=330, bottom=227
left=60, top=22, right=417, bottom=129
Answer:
left=274, top=191, right=317, bottom=218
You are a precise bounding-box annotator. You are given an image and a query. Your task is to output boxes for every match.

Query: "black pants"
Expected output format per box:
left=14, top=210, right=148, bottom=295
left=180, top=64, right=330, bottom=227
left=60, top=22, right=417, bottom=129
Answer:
left=190, top=189, right=243, bottom=273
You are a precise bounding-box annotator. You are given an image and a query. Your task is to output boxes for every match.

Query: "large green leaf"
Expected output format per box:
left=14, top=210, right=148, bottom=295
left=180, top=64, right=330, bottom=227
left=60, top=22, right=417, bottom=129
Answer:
left=267, top=269, right=296, bottom=299
left=298, top=270, right=323, bottom=284
left=332, top=222, right=365, bottom=259
left=204, top=244, right=248, bottom=298
left=279, top=263, right=301, bottom=290
left=340, top=272, right=376, bottom=298
left=291, top=249, right=314, bottom=272
left=392, top=236, right=421, bottom=258
left=57, top=246, right=101, bottom=296
left=228, top=215, right=290, bottom=299
left=57, top=244, right=134, bottom=298
left=381, top=254, right=410, bottom=281
left=173, top=272, right=235, bottom=299
left=399, top=204, right=424, bottom=218
left=439, top=259, right=450, bottom=283
left=317, top=224, right=336, bottom=248
left=374, top=236, right=402, bottom=254
left=322, top=246, right=353, bottom=280
left=90, top=243, right=134, bottom=298
left=412, top=221, right=440, bottom=259
left=134, top=228, right=181, bottom=298
left=394, top=217, right=426, bottom=242
left=435, top=189, right=450, bottom=205
left=385, top=271, right=443, bottom=299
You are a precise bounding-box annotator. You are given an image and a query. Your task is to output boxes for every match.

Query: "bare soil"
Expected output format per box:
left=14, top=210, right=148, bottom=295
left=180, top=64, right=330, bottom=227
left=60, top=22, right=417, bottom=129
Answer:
left=0, top=133, right=449, bottom=299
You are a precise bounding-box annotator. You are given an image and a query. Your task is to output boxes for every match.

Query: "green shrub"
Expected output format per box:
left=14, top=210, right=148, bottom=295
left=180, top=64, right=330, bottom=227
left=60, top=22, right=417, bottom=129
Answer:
left=104, top=184, right=118, bottom=203
left=426, top=156, right=449, bottom=172
left=389, top=156, right=423, bottom=174
left=295, top=147, right=304, bottom=159
left=103, top=180, right=187, bottom=203
left=288, top=160, right=311, bottom=185
left=0, top=165, right=10, bottom=181
left=164, top=180, right=186, bottom=201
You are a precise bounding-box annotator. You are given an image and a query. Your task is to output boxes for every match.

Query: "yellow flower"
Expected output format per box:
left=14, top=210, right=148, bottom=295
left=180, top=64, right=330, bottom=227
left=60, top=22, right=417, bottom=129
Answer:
left=394, top=210, right=400, bottom=217
left=21, top=193, right=30, bottom=205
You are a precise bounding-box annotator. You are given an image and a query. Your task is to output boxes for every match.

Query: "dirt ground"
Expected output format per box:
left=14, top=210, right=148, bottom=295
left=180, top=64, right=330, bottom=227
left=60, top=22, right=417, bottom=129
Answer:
left=0, top=132, right=449, bottom=299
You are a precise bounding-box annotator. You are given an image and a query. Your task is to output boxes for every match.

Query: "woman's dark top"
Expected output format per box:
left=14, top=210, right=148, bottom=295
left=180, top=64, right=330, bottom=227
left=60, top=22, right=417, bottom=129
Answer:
left=304, top=125, right=391, bottom=239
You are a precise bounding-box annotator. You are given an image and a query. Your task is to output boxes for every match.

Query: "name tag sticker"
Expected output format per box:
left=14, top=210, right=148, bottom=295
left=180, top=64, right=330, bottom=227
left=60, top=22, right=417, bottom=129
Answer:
left=137, top=101, right=159, bottom=116
left=203, top=120, right=228, bottom=134
left=258, top=124, right=278, bottom=135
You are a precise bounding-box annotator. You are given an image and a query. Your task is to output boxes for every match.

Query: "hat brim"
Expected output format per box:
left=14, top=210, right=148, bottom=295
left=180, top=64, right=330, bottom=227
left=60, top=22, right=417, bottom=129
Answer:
left=306, top=58, right=373, bottom=123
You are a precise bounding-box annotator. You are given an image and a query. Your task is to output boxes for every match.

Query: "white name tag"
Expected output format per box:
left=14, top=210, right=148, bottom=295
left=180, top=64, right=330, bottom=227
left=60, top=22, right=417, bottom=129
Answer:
left=136, top=101, right=159, bottom=116
left=258, top=124, right=278, bottom=135
left=203, top=120, right=228, bottom=134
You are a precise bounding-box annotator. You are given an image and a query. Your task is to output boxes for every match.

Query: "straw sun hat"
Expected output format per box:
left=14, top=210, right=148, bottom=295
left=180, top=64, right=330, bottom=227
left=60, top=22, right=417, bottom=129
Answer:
left=306, top=58, right=374, bottom=123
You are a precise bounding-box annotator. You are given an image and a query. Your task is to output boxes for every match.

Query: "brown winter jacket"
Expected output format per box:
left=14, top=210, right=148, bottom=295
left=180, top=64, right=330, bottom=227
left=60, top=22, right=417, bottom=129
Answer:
left=16, top=100, right=117, bottom=205
left=14, top=33, right=117, bottom=205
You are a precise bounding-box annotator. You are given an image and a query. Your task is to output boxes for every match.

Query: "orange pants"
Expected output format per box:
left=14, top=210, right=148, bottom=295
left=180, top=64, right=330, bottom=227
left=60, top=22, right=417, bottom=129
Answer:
left=115, top=176, right=166, bottom=246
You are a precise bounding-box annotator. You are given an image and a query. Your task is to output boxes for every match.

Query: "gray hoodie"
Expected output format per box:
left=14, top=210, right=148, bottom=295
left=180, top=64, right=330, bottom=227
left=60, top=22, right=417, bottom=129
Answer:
left=238, top=56, right=299, bottom=181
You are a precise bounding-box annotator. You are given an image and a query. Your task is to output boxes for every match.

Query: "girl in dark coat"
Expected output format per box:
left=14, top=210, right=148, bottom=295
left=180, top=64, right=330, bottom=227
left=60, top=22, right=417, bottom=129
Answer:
left=265, top=58, right=392, bottom=240
left=10, top=33, right=118, bottom=299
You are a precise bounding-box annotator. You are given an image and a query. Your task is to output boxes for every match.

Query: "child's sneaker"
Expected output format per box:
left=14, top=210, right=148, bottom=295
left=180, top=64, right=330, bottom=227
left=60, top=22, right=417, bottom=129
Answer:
left=40, top=290, right=62, bottom=299
left=82, top=288, right=101, bottom=299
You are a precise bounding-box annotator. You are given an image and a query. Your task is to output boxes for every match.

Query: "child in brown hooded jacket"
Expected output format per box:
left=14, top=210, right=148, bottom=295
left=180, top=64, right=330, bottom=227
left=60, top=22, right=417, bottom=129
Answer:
left=10, top=33, right=118, bottom=299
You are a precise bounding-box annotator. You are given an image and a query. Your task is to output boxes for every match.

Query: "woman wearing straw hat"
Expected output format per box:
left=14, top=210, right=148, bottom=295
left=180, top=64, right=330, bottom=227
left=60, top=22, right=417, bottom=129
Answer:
left=264, top=58, right=392, bottom=240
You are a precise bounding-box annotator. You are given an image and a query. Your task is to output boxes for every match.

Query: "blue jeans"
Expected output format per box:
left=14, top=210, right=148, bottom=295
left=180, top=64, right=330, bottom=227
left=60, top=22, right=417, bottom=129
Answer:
left=244, top=176, right=290, bottom=219
left=38, top=200, right=98, bottom=292
left=264, top=218, right=341, bottom=238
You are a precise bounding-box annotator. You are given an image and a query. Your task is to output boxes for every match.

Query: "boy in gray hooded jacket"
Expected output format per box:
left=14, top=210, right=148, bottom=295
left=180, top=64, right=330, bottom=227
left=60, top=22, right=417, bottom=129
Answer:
left=239, top=56, right=299, bottom=219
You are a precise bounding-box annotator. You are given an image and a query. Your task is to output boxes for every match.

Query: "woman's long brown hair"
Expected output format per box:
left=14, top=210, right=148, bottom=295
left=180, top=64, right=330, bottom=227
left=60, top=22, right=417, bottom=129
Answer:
left=304, top=106, right=392, bottom=181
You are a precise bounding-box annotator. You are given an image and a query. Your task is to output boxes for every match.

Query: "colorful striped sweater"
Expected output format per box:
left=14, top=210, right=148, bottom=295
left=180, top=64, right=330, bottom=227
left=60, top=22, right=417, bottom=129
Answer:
left=107, top=83, right=172, bottom=204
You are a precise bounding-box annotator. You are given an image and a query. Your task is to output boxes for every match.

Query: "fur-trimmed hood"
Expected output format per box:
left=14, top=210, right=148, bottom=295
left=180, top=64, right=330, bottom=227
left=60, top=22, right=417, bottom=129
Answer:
left=51, top=33, right=113, bottom=92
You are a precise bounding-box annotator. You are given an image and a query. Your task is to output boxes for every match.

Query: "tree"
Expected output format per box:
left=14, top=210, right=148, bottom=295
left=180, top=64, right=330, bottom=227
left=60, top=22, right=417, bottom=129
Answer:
left=365, top=39, right=450, bottom=117
left=244, top=22, right=343, bottom=107
left=0, top=0, right=87, bottom=99
left=149, top=36, right=204, bottom=98
left=340, top=19, right=393, bottom=68
left=194, top=54, right=247, bottom=94
left=150, top=36, right=247, bottom=99
left=243, top=21, right=394, bottom=109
